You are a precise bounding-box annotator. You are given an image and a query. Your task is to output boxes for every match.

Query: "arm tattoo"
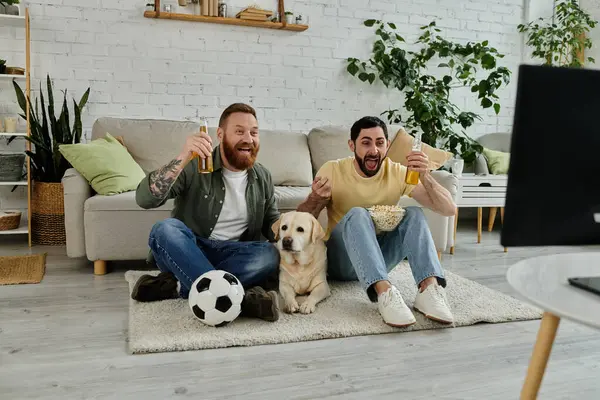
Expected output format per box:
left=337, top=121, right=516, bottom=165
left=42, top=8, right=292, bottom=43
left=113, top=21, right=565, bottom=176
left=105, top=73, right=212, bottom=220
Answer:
left=148, top=158, right=184, bottom=198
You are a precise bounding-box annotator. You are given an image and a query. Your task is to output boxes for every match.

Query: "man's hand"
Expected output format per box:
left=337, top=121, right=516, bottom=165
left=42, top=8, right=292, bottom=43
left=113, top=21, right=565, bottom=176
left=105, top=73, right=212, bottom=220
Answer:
left=297, top=176, right=331, bottom=219
left=406, top=151, right=430, bottom=174
left=311, top=176, right=332, bottom=200
left=179, top=130, right=213, bottom=161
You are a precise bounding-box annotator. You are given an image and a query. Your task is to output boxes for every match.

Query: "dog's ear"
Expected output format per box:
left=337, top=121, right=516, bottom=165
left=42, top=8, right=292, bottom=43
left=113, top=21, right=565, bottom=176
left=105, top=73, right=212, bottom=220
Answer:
left=271, top=216, right=282, bottom=240
left=310, top=217, right=325, bottom=243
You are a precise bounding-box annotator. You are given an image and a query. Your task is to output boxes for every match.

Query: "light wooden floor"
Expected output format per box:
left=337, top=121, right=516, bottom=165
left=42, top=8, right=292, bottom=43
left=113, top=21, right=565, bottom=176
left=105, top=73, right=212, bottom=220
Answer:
left=1, top=222, right=600, bottom=400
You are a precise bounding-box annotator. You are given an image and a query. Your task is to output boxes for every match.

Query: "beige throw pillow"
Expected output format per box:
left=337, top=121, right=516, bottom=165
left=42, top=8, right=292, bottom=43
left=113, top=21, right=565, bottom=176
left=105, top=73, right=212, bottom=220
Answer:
left=386, top=128, right=453, bottom=171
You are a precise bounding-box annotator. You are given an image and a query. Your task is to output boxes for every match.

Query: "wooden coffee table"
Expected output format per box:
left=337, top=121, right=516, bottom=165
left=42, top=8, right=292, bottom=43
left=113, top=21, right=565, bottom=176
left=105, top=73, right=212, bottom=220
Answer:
left=507, top=252, right=600, bottom=399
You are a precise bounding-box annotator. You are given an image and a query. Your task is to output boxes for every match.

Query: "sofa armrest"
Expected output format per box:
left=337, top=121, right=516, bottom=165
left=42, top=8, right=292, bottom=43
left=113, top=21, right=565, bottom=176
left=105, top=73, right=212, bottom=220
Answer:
left=398, top=170, right=459, bottom=252
left=62, top=168, right=93, bottom=258
left=430, top=170, right=459, bottom=199
left=474, top=154, right=490, bottom=175
left=431, top=170, right=459, bottom=250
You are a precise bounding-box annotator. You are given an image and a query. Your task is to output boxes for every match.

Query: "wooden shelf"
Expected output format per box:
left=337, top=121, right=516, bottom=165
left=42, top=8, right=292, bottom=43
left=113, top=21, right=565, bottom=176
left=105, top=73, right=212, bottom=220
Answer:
left=0, top=73, right=26, bottom=80
left=0, top=181, right=28, bottom=186
left=0, top=132, right=27, bottom=137
left=0, top=213, right=28, bottom=235
left=1, top=7, right=31, bottom=246
left=0, top=14, right=26, bottom=28
left=143, top=11, right=308, bottom=32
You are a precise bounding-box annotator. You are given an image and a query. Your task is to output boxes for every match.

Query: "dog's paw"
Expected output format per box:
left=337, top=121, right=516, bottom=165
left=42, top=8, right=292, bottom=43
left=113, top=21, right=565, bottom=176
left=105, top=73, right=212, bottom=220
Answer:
left=299, top=301, right=316, bottom=314
left=283, top=299, right=299, bottom=314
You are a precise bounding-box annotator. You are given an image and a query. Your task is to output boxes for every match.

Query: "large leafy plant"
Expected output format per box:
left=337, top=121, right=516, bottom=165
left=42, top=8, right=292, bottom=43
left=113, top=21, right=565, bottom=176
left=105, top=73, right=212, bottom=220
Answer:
left=518, top=0, right=597, bottom=67
left=12, top=75, right=90, bottom=182
left=346, top=20, right=511, bottom=163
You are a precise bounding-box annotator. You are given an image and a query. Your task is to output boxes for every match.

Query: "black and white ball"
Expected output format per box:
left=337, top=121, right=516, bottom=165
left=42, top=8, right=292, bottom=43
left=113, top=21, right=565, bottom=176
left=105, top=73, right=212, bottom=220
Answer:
left=188, top=270, right=245, bottom=327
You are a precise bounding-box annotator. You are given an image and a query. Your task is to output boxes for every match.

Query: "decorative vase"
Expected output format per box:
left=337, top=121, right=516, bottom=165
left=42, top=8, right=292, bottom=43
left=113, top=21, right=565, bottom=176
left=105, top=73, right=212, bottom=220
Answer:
left=4, top=117, right=16, bottom=133
left=31, top=182, right=66, bottom=246
left=451, top=159, right=464, bottom=177
left=6, top=5, right=19, bottom=15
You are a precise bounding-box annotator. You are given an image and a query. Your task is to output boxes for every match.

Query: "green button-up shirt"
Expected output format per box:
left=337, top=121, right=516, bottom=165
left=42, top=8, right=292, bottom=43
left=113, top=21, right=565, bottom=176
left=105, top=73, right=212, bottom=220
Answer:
left=135, top=145, right=280, bottom=246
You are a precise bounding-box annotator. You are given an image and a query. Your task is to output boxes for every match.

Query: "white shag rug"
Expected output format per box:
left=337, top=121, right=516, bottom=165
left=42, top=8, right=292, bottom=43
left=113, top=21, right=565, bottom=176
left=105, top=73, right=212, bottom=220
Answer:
left=124, top=263, right=541, bottom=354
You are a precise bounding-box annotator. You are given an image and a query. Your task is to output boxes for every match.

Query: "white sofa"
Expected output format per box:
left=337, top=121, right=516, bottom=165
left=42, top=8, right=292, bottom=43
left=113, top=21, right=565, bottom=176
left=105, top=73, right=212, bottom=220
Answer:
left=62, top=117, right=458, bottom=274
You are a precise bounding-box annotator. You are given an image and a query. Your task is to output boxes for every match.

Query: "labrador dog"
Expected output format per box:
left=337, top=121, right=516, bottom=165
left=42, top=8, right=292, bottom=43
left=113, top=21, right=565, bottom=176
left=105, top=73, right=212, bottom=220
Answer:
left=271, top=211, right=330, bottom=314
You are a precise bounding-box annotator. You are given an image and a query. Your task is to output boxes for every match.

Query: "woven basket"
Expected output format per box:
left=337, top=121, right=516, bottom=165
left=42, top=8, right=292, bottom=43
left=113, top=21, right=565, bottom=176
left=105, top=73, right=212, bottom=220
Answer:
left=0, top=153, right=26, bottom=182
left=0, top=211, right=21, bottom=231
left=31, top=182, right=66, bottom=246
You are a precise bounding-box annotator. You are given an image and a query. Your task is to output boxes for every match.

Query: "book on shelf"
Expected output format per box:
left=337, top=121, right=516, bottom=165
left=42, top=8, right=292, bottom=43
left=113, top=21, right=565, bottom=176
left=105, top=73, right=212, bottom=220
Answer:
left=236, top=6, right=273, bottom=20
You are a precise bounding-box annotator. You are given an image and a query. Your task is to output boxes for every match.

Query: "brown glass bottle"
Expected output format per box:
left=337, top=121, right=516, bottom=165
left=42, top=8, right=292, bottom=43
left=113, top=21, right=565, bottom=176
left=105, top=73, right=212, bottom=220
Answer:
left=196, top=117, right=213, bottom=174
left=405, top=131, right=422, bottom=185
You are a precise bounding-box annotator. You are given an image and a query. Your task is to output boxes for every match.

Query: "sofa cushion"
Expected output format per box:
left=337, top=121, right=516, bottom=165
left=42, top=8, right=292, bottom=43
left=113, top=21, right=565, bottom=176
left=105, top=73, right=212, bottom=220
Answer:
left=476, top=132, right=512, bottom=153
left=92, top=117, right=200, bottom=174
left=387, top=127, right=453, bottom=170
left=482, top=147, right=510, bottom=174
left=91, top=117, right=313, bottom=187
left=307, top=126, right=354, bottom=174
left=275, top=186, right=310, bottom=210
left=85, top=186, right=310, bottom=213
left=207, top=128, right=313, bottom=187
left=85, top=191, right=174, bottom=212
left=307, top=124, right=405, bottom=174
left=59, top=133, right=147, bottom=196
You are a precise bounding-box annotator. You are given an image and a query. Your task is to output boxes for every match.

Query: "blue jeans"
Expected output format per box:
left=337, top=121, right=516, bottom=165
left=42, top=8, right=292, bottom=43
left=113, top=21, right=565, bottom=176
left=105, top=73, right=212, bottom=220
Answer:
left=327, top=207, right=446, bottom=302
left=149, top=218, right=280, bottom=299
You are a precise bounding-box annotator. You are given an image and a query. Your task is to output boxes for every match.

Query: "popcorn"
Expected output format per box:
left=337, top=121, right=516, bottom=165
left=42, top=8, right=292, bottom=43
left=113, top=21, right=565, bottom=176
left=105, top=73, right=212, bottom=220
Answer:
left=366, top=205, right=406, bottom=232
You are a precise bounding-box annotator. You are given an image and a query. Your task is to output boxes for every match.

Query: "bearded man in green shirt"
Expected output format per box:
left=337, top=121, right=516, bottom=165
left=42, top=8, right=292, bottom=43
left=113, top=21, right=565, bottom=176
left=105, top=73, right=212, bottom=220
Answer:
left=131, top=103, right=282, bottom=322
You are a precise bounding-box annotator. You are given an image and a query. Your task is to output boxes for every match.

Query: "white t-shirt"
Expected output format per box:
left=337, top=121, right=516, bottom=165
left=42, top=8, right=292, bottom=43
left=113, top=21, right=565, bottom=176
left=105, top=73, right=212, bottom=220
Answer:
left=209, top=168, right=249, bottom=241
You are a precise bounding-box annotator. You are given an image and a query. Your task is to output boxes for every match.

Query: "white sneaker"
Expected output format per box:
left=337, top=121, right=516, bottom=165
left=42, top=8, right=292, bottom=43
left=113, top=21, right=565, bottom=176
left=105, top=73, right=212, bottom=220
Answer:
left=414, top=284, right=454, bottom=324
left=378, top=286, right=416, bottom=327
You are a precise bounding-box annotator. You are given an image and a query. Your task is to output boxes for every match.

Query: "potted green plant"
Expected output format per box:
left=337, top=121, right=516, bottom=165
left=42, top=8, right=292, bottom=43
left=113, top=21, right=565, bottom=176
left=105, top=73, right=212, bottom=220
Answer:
left=12, top=75, right=90, bottom=245
left=0, top=0, right=20, bottom=15
left=346, top=20, right=511, bottom=164
left=285, top=11, right=293, bottom=25
left=518, top=0, right=597, bottom=67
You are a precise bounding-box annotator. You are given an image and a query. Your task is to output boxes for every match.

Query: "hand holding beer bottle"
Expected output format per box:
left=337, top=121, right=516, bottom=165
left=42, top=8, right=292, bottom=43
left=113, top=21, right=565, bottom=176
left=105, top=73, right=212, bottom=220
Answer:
left=405, top=131, right=423, bottom=185
left=179, top=117, right=213, bottom=173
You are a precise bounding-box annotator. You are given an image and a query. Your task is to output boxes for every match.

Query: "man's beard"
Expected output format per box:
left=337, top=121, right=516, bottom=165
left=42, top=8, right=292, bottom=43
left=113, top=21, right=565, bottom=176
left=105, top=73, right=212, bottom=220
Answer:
left=356, top=152, right=383, bottom=177
left=222, top=138, right=259, bottom=170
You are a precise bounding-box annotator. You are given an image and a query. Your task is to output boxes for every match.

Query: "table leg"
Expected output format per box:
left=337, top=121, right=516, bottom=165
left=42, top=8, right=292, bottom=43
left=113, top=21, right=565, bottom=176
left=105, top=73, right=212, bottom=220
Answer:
left=488, top=207, right=497, bottom=232
left=520, top=312, right=561, bottom=400
left=500, top=207, right=507, bottom=252
left=450, top=207, right=458, bottom=255
left=477, top=207, right=482, bottom=243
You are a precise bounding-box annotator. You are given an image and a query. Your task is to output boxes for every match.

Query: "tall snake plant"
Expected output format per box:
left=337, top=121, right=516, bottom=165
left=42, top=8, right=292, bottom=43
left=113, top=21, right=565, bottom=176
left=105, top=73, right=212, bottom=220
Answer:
left=11, top=75, right=90, bottom=183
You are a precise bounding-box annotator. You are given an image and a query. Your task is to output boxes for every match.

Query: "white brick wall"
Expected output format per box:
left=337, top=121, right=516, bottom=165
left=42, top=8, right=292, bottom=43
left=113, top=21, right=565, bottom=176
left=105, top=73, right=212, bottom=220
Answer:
left=0, top=0, right=526, bottom=212
left=581, top=0, right=600, bottom=70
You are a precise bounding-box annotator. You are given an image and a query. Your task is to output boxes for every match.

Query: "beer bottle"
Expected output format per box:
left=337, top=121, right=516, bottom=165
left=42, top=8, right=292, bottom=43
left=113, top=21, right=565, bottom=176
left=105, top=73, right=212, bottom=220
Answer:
left=405, top=131, right=422, bottom=185
left=196, top=117, right=213, bottom=174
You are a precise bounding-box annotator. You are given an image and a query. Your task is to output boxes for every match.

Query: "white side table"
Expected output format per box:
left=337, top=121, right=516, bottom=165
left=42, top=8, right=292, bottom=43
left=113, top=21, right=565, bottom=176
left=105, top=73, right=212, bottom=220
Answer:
left=452, top=173, right=508, bottom=253
left=507, top=252, right=600, bottom=399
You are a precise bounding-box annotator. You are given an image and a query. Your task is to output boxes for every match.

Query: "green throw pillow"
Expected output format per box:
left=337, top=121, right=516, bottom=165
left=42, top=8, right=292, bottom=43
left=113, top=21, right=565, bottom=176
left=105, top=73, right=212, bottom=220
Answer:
left=482, top=147, right=510, bottom=175
left=59, top=133, right=146, bottom=195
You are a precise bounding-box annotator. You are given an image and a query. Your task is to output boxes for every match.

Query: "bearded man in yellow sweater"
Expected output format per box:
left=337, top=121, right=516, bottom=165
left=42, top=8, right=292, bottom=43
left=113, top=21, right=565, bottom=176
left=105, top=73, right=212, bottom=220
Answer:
left=297, top=116, right=456, bottom=328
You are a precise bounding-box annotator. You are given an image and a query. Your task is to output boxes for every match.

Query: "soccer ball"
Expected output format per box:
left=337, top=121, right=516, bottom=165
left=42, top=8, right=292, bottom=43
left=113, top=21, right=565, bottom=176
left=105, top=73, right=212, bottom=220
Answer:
left=188, top=270, right=245, bottom=327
